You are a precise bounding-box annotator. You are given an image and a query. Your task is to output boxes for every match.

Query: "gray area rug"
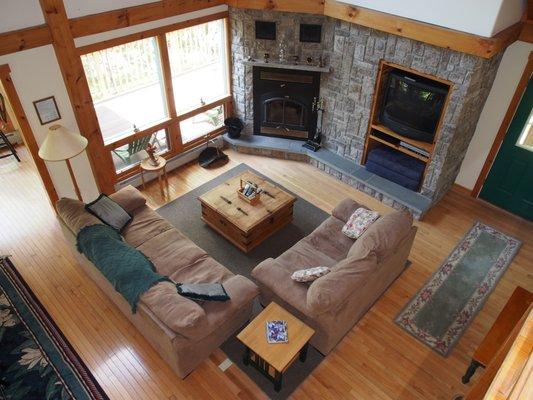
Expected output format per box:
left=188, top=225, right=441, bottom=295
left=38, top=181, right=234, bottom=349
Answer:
left=157, top=163, right=328, bottom=399
left=395, top=221, right=521, bottom=356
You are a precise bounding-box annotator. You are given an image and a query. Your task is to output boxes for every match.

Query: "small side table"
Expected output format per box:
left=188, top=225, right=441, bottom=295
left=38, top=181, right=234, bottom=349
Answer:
left=140, top=157, right=168, bottom=195
left=237, top=302, right=315, bottom=392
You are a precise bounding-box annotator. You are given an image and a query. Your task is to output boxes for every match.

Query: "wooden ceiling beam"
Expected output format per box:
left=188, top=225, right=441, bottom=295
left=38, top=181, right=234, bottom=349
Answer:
left=68, top=0, right=227, bottom=38
left=39, top=0, right=116, bottom=194
left=227, top=0, right=325, bottom=14
left=0, top=0, right=524, bottom=59
left=0, top=25, right=52, bottom=57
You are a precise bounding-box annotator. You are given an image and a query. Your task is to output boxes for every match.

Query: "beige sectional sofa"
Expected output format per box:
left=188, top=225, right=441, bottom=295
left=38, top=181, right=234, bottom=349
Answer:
left=56, top=186, right=258, bottom=378
left=251, top=198, right=417, bottom=355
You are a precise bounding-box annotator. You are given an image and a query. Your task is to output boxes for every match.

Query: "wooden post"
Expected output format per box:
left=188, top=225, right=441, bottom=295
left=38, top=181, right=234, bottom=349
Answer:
left=38, top=0, right=115, bottom=194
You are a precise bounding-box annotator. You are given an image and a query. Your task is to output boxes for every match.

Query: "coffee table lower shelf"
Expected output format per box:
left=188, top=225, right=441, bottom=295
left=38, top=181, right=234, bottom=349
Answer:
left=242, top=343, right=309, bottom=392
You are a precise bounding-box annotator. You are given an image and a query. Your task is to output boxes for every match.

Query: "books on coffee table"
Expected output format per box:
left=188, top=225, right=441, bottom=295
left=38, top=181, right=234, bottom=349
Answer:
left=266, top=320, right=288, bottom=344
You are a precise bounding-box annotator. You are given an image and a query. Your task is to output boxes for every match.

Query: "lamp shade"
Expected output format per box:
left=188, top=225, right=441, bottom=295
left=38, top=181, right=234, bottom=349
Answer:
left=38, top=124, right=88, bottom=161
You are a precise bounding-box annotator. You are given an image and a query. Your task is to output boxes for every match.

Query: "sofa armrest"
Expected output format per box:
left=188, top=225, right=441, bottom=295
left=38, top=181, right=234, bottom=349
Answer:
left=109, top=185, right=147, bottom=213
left=251, top=258, right=310, bottom=316
left=331, top=198, right=364, bottom=223
left=307, top=254, right=377, bottom=315
left=200, top=275, right=258, bottom=337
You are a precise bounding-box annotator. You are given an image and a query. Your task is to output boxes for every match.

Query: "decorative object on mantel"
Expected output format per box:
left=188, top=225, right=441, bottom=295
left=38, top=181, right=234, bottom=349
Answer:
left=278, top=37, right=287, bottom=63
left=303, top=97, right=325, bottom=152
left=38, top=124, right=88, bottom=201
left=243, top=59, right=331, bottom=74
left=32, top=95, right=61, bottom=125
left=263, top=52, right=270, bottom=63
left=145, top=142, right=160, bottom=167
left=395, top=221, right=521, bottom=356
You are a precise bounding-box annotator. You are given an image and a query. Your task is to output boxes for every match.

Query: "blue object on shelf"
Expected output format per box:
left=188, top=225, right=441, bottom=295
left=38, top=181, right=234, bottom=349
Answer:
left=366, top=146, right=425, bottom=191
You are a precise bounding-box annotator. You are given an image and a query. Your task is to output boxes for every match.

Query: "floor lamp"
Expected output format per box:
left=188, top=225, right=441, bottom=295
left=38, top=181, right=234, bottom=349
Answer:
left=38, top=124, right=88, bottom=201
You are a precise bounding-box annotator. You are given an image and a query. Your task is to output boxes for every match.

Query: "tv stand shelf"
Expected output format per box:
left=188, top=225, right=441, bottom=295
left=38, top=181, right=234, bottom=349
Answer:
left=362, top=60, right=453, bottom=192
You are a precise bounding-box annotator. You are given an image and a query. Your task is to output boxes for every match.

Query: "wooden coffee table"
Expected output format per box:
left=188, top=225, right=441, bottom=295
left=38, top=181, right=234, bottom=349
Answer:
left=199, top=171, right=296, bottom=253
left=237, top=302, right=315, bottom=392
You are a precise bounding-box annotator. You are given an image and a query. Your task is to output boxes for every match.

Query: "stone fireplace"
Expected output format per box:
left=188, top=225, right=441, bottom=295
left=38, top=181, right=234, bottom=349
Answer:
left=229, top=8, right=503, bottom=214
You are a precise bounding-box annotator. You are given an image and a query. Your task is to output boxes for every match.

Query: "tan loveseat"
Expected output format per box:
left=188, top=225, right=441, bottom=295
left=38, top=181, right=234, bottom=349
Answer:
left=56, top=186, right=258, bottom=378
left=251, top=198, right=416, bottom=355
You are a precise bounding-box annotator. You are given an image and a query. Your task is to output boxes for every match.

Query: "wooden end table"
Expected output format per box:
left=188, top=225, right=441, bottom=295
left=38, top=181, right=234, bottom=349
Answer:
left=462, top=286, right=533, bottom=383
left=199, top=171, right=296, bottom=253
left=237, top=302, right=315, bottom=392
left=140, top=157, right=168, bottom=195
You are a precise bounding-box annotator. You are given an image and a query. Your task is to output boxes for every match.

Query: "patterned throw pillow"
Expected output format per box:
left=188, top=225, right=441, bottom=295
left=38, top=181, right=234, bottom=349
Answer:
left=291, top=266, right=331, bottom=283
left=341, top=208, right=380, bottom=239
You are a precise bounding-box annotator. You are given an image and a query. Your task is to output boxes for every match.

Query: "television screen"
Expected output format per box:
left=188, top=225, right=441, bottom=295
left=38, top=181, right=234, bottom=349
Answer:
left=380, top=71, right=448, bottom=143
left=255, top=21, right=276, bottom=40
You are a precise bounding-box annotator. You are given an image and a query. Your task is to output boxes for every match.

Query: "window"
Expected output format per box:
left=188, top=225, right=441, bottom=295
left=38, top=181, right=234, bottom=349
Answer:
left=166, top=20, right=229, bottom=114
left=82, top=37, right=168, bottom=144
left=80, top=15, right=231, bottom=182
left=180, top=105, right=224, bottom=144
left=516, top=107, right=533, bottom=151
left=111, top=130, right=169, bottom=172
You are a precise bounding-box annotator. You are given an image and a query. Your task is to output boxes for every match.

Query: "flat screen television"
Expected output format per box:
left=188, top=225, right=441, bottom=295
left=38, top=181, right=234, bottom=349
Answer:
left=380, top=70, right=449, bottom=143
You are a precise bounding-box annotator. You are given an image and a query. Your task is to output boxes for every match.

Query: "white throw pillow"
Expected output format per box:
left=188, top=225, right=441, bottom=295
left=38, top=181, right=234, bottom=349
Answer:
left=291, top=266, right=331, bottom=283
left=342, top=207, right=380, bottom=239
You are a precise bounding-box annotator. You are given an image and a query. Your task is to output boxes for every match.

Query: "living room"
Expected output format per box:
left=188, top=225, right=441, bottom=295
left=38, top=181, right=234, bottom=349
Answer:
left=0, top=1, right=532, bottom=399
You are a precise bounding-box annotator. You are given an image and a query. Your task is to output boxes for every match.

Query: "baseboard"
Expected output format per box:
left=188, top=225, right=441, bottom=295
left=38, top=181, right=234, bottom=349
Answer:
left=115, top=137, right=224, bottom=190
left=451, top=183, right=474, bottom=197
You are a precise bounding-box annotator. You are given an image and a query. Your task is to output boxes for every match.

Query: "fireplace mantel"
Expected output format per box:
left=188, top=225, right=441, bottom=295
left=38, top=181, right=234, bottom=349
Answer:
left=243, top=60, right=332, bottom=73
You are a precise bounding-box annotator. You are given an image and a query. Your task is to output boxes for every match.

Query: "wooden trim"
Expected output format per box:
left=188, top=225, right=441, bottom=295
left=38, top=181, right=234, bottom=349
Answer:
left=39, top=0, right=116, bottom=194
left=69, top=0, right=227, bottom=39
left=176, top=96, right=232, bottom=121
left=0, top=25, right=52, bottom=57
left=471, top=52, right=533, bottom=197
left=519, top=21, right=533, bottom=43
left=0, top=1, right=524, bottom=59
left=229, top=0, right=325, bottom=14
left=0, top=64, right=59, bottom=205
left=323, top=0, right=522, bottom=59
left=77, top=11, right=229, bottom=55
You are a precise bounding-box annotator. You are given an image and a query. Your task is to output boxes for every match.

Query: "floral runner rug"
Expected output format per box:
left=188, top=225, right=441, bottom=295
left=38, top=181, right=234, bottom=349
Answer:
left=0, top=256, right=108, bottom=400
left=395, top=221, right=521, bottom=356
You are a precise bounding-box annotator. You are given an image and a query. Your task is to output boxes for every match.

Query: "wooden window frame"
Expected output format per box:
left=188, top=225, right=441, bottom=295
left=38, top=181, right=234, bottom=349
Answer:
left=78, top=12, right=232, bottom=186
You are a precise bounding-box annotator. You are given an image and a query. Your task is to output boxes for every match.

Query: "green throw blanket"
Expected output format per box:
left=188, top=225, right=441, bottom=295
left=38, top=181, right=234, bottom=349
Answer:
left=76, top=224, right=169, bottom=312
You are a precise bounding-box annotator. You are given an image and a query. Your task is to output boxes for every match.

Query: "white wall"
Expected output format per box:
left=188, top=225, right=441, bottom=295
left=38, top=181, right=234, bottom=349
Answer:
left=0, top=46, right=100, bottom=201
left=63, top=0, right=157, bottom=19
left=0, top=0, right=44, bottom=33
left=341, top=0, right=524, bottom=37
left=456, top=41, right=533, bottom=190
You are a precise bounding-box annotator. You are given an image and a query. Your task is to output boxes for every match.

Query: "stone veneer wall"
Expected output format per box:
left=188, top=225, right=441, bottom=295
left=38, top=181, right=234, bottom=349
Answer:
left=230, top=8, right=503, bottom=204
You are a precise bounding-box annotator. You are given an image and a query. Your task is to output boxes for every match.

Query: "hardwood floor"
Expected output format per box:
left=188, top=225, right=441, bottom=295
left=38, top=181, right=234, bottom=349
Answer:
left=1, top=146, right=532, bottom=399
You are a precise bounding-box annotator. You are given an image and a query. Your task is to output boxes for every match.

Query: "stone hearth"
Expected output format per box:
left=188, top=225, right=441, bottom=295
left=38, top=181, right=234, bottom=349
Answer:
left=230, top=8, right=503, bottom=210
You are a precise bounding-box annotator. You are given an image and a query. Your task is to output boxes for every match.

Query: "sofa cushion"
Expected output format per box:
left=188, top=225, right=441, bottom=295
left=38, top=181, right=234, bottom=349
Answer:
left=109, top=185, right=147, bottom=213
left=122, top=205, right=174, bottom=248
left=169, top=257, right=234, bottom=286
left=276, top=239, right=337, bottom=272
left=348, top=210, right=413, bottom=261
left=307, top=254, right=378, bottom=314
left=56, top=198, right=103, bottom=234
left=140, top=281, right=208, bottom=338
left=331, top=198, right=365, bottom=223
left=136, top=229, right=207, bottom=277
left=301, top=217, right=355, bottom=261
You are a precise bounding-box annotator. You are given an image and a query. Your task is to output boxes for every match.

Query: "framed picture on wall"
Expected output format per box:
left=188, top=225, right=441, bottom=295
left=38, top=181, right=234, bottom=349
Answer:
left=33, top=96, right=61, bottom=125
